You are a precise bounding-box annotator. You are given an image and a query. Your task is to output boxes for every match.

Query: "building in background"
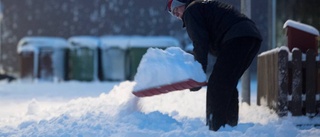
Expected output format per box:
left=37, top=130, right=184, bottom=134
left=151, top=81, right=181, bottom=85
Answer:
left=0, top=0, right=269, bottom=76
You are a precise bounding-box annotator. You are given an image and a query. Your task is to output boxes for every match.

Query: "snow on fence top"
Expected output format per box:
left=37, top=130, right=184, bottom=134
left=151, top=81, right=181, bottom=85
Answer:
left=68, top=36, right=101, bottom=49
left=17, top=36, right=69, bottom=53
left=100, top=35, right=130, bottom=50
left=129, top=36, right=180, bottom=48
left=258, top=46, right=320, bottom=61
left=283, top=19, right=319, bottom=36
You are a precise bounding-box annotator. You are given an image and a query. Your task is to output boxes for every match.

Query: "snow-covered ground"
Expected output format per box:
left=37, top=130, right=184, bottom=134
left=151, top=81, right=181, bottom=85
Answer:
left=0, top=47, right=319, bottom=136
left=0, top=80, right=319, bottom=137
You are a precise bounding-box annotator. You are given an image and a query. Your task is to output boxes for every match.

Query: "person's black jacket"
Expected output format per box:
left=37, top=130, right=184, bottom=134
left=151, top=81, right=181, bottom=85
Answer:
left=182, top=0, right=262, bottom=71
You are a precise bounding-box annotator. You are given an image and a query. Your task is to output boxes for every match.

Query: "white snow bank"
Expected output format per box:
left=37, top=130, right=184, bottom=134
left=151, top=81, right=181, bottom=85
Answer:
left=133, top=47, right=206, bottom=92
left=0, top=81, right=320, bottom=136
left=283, top=19, right=319, bottom=36
left=0, top=82, right=320, bottom=137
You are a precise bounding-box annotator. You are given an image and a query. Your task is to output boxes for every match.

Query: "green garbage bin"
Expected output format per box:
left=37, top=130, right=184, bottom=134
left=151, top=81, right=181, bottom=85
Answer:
left=126, top=47, right=148, bottom=80
left=126, top=36, right=180, bottom=80
left=17, top=37, right=69, bottom=81
left=100, top=36, right=129, bottom=81
left=67, top=36, right=100, bottom=81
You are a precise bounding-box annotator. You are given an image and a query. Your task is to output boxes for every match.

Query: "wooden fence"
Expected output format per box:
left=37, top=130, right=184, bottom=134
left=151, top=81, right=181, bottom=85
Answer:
left=257, top=47, right=320, bottom=117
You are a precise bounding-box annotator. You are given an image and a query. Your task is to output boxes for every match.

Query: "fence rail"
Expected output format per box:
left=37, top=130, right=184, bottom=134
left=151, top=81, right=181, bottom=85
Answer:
left=257, top=47, right=320, bottom=117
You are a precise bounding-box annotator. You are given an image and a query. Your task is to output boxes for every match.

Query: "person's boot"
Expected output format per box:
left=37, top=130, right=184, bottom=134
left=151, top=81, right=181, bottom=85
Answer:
left=226, top=89, right=239, bottom=127
left=206, top=103, right=227, bottom=131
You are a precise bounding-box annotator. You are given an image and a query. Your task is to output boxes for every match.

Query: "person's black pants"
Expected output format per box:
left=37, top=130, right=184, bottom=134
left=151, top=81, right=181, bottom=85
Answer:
left=206, top=37, right=261, bottom=131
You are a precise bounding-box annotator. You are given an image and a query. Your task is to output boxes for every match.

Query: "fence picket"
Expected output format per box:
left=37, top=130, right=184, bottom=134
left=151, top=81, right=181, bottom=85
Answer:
left=305, top=49, right=317, bottom=116
left=268, top=52, right=274, bottom=108
left=291, top=49, right=303, bottom=116
left=271, top=50, right=278, bottom=110
left=277, top=49, right=289, bottom=116
left=257, top=54, right=266, bottom=105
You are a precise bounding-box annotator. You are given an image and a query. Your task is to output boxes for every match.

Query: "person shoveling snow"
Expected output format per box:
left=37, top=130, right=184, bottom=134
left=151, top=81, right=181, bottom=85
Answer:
left=166, top=0, right=262, bottom=131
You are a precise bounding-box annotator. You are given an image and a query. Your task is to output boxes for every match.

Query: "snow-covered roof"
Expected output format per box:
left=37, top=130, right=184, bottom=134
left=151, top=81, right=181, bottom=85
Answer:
left=100, top=35, right=130, bottom=50
left=68, top=36, right=100, bottom=48
left=283, top=19, right=319, bottom=36
left=17, top=36, right=69, bottom=53
left=129, top=36, right=180, bottom=48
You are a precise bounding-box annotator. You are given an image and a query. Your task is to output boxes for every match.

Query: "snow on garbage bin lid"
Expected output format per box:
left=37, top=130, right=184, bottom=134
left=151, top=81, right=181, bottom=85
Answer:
left=129, top=36, right=180, bottom=48
left=100, top=35, right=130, bottom=50
left=17, top=44, right=39, bottom=53
left=17, top=36, right=68, bottom=53
left=68, top=36, right=100, bottom=49
left=132, top=47, right=207, bottom=97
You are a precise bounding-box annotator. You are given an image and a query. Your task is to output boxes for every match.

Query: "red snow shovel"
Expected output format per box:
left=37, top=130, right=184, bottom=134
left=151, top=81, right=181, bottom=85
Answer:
left=132, top=79, right=207, bottom=97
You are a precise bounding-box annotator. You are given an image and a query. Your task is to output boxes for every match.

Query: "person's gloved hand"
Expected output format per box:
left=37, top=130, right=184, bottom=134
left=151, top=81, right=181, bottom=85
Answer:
left=189, top=86, right=202, bottom=92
